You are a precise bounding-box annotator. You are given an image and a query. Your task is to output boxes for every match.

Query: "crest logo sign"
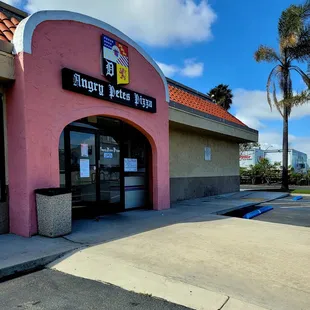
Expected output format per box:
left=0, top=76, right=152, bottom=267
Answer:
left=102, top=35, right=129, bottom=85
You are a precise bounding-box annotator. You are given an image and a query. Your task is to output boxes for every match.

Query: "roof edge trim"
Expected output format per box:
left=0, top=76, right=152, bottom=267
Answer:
left=12, top=10, right=169, bottom=102
left=0, top=1, right=28, bottom=18
left=0, top=40, right=13, bottom=53
left=169, top=100, right=258, bottom=134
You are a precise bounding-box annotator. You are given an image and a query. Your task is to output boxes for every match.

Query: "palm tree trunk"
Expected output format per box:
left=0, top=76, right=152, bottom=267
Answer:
left=281, top=106, right=289, bottom=191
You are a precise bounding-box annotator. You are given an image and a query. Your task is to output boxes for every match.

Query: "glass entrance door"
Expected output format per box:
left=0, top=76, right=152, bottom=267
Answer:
left=69, top=131, right=97, bottom=207
left=60, top=116, right=150, bottom=217
left=68, top=125, right=123, bottom=216
left=98, top=118, right=122, bottom=213
left=99, top=134, right=121, bottom=212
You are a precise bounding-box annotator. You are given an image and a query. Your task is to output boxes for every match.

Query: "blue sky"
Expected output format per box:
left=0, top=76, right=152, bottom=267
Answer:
left=5, top=0, right=310, bottom=155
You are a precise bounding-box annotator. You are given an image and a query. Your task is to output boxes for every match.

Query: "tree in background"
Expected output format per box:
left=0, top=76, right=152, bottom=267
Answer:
left=207, top=84, right=233, bottom=110
left=241, top=158, right=281, bottom=185
left=239, top=142, right=261, bottom=155
left=254, top=1, right=310, bottom=191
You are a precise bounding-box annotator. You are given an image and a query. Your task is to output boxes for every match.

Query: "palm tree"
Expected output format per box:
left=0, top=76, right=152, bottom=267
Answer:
left=254, top=1, right=310, bottom=191
left=207, top=84, right=233, bottom=110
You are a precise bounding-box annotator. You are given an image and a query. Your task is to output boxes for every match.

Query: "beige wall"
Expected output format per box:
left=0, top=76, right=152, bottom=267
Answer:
left=169, top=126, right=239, bottom=178
left=0, top=51, right=14, bottom=81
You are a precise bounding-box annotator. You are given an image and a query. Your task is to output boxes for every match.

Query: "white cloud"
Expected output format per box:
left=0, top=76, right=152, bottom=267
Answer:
left=157, top=59, right=204, bottom=78
left=22, top=0, right=217, bottom=47
left=2, top=0, right=21, bottom=5
left=180, top=59, right=204, bottom=78
left=259, top=132, right=291, bottom=149
left=234, top=89, right=310, bottom=156
left=233, top=88, right=310, bottom=130
left=259, top=131, right=310, bottom=156
left=156, top=62, right=179, bottom=78
left=290, top=137, right=310, bottom=156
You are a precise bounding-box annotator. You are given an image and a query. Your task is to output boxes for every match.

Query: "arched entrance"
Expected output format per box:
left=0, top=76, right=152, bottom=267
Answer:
left=8, top=11, right=170, bottom=237
left=59, top=115, right=152, bottom=217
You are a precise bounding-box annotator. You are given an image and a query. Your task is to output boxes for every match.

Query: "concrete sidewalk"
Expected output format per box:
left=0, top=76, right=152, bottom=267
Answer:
left=64, top=191, right=288, bottom=245
left=0, top=191, right=288, bottom=280
left=0, top=191, right=294, bottom=309
left=51, top=208, right=310, bottom=310
left=0, top=234, right=78, bottom=279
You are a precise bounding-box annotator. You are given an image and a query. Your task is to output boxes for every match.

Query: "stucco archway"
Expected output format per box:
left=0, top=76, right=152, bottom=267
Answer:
left=7, top=11, right=170, bottom=237
left=57, top=109, right=158, bottom=205
left=58, top=113, right=155, bottom=215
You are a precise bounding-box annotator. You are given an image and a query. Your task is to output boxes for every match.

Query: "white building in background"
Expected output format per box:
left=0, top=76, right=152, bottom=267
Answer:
left=264, top=149, right=307, bottom=173
left=240, top=148, right=308, bottom=173
left=239, top=149, right=264, bottom=169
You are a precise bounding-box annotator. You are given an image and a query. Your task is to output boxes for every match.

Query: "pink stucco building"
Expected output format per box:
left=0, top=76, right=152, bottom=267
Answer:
left=0, top=3, right=257, bottom=237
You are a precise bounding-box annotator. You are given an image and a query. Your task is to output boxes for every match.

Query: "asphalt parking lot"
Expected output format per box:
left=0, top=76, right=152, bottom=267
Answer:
left=0, top=269, right=190, bottom=310
left=253, top=196, right=310, bottom=227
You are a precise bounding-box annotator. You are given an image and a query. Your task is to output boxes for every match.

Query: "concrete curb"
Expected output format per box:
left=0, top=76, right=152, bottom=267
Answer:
left=290, top=193, right=310, bottom=197
left=0, top=249, right=75, bottom=281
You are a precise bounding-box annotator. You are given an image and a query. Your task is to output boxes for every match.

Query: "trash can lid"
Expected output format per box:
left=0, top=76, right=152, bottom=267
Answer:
left=35, top=187, right=71, bottom=196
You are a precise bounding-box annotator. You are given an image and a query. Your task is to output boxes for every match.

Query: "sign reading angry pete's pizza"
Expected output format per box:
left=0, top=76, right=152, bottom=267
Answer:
left=62, top=68, right=156, bottom=113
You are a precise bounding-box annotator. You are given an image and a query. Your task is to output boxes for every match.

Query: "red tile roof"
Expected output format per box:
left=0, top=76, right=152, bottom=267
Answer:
left=0, top=11, right=21, bottom=42
left=168, top=84, right=246, bottom=127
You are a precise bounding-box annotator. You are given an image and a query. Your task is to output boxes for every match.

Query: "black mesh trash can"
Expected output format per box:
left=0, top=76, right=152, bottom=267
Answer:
left=35, top=188, right=72, bottom=237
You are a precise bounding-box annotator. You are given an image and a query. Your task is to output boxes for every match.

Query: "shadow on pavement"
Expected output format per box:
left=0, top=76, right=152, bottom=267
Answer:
left=63, top=191, right=289, bottom=245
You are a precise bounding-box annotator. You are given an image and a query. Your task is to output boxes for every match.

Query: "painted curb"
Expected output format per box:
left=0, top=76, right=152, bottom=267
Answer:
left=213, top=193, right=289, bottom=216
left=243, top=206, right=273, bottom=219
left=292, top=196, right=303, bottom=201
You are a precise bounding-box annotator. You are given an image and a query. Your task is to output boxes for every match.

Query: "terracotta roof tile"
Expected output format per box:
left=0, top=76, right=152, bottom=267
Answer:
left=2, top=17, right=14, bottom=29
left=0, top=12, right=6, bottom=20
left=168, top=84, right=246, bottom=127
left=11, top=17, right=19, bottom=26
left=0, top=11, right=20, bottom=42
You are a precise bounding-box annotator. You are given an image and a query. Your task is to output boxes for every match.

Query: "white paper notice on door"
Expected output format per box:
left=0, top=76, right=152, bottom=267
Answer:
left=80, top=159, right=90, bottom=178
left=124, top=158, right=138, bottom=172
left=104, top=152, right=113, bottom=159
left=81, top=144, right=88, bottom=157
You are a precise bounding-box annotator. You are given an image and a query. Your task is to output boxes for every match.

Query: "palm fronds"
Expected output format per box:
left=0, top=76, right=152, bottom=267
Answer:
left=207, top=84, right=233, bottom=111
left=254, top=46, right=282, bottom=63
left=254, top=1, right=310, bottom=191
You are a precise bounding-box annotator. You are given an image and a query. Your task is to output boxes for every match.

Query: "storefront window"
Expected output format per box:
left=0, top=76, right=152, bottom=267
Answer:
left=123, top=123, right=148, bottom=173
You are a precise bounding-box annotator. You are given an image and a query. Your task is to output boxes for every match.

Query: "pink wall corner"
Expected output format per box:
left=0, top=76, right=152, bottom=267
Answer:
left=6, top=54, right=34, bottom=237
left=7, top=19, right=170, bottom=237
